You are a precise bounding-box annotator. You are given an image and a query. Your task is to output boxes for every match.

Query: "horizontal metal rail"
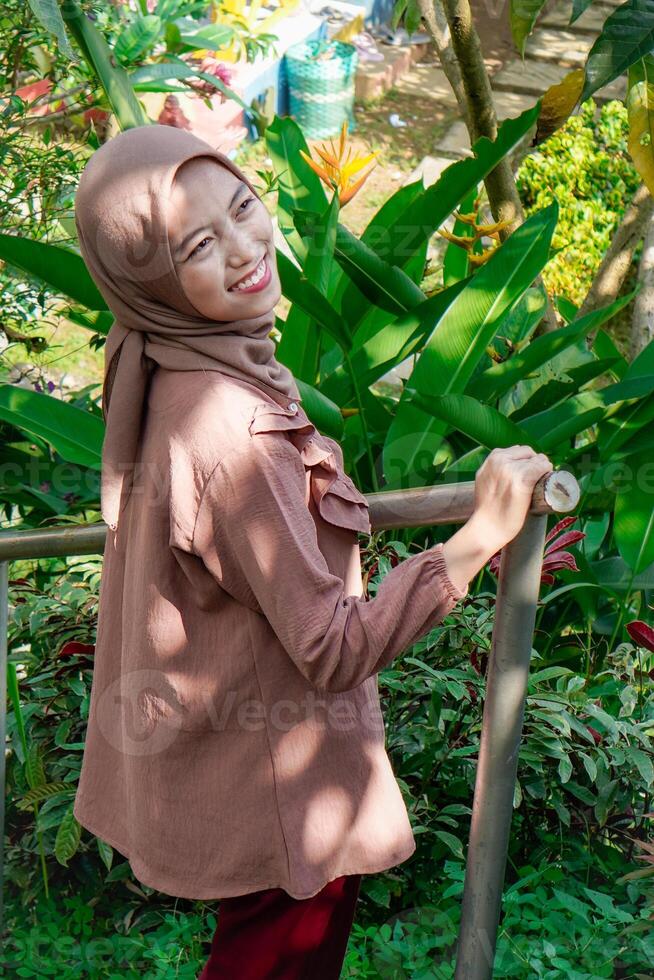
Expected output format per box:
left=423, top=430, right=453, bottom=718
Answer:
left=0, top=469, right=580, bottom=974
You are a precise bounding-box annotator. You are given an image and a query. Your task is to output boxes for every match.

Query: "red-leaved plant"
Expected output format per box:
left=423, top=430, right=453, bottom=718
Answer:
left=487, top=515, right=586, bottom=585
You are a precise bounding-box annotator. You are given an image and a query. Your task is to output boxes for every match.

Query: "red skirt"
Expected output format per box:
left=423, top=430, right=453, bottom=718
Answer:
left=198, top=873, right=362, bottom=979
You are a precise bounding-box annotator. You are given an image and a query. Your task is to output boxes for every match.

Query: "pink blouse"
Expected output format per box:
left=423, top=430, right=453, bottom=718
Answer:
left=73, top=368, right=467, bottom=900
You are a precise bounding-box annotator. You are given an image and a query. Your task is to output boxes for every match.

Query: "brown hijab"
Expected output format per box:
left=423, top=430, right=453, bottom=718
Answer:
left=74, top=124, right=300, bottom=532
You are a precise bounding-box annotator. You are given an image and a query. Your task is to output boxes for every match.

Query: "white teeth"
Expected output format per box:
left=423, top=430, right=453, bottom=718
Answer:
left=232, top=257, right=266, bottom=291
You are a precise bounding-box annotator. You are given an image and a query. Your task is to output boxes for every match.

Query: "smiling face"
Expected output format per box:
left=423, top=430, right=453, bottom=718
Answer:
left=168, top=157, right=281, bottom=320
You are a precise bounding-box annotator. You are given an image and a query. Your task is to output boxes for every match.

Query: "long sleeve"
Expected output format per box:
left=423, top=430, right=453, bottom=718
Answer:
left=190, top=434, right=467, bottom=694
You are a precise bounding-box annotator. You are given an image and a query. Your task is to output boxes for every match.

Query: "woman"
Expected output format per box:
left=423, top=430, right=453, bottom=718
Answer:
left=72, top=124, right=552, bottom=978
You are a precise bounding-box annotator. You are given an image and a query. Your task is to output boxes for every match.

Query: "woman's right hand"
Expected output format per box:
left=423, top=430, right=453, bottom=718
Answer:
left=470, top=445, right=554, bottom=554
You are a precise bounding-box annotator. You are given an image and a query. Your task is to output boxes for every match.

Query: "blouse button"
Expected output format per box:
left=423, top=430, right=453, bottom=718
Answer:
left=288, top=402, right=298, bottom=412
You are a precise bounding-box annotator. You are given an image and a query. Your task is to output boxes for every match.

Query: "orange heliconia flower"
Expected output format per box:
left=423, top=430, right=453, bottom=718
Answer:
left=299, top=120, right=379, bottom=206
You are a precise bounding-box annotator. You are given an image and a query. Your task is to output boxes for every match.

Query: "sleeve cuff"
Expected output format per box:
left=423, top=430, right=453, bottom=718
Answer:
left=432, top=542, right=469, bottom=602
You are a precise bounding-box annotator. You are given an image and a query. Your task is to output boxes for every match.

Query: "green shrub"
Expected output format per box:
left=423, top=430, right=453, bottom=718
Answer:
left=516, top=99, right=642, bottom=307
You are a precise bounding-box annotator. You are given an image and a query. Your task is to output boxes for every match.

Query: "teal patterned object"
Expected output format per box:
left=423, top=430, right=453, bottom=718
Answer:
left=284, top=39, right=358, bottom=139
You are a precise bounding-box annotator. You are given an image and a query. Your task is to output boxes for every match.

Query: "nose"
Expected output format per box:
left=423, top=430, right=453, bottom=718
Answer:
left=225, top=226, right=263, bottom=270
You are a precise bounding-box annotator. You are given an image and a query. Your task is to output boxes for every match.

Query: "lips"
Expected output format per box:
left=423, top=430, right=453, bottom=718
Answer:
left=229, top=253, right=266, bottom=291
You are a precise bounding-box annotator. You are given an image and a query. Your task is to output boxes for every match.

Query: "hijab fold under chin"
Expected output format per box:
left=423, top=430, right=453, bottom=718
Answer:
left=74, top=124, right=300, bottom=532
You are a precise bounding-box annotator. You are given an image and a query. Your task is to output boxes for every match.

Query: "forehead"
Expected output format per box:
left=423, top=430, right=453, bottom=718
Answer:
left=170, top=158, right=243, bottom=211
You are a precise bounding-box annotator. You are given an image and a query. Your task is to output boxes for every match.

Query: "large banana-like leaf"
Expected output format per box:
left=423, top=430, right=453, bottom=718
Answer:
left=294, top=378, right=344, bottom=440
left=0, top=234, right=108, bottom=311
left=383, top=102, right=542, bottom=268
left=509, top=356, right=621, bottom=421
left=596, top=337, right=654, bottom=458
left=265, top=117, right=328, bottom=266
left=310, top=106, right=541, bottom=396
left=0, top=386, right=103, bottom=469
left=275, top=249, right=350, bottom=350
left=278, top=195, right=340, bottom=381
left=614, top=460, right=654, bottom=572
left=65, top=308, right=113, bottom=336
left=470, top=291, right=636, bottom=404
left=592, top=328, right=628, bottom=378
left=581, top=0, right=654, bottom=104
left=331, top=179, right=428, bottom=328
left=61, top=0, right=149, bottom=129
left=382, top=202, right=558, bottom=488
left=320, top=278, right=470, bottom=405
left=292, top=211, right=426, bottom=316
left=521, top=375, right=654, bottom=448
left=624, top=332, right=654, bottom=380
left=412, top=391, right=537, bottom=450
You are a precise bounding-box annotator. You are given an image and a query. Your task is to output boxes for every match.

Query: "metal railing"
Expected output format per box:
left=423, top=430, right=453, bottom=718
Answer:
left=0, top=468, right=580, bottom=976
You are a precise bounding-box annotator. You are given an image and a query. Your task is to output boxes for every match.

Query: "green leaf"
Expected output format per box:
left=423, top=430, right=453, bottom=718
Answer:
left=529, top=666, right=574, bottom=686
left=129, top=59, right=251, bottom=114
left=0, top=385, right=104, bottom=469
left=552, top=889, right=590, bottom=922
left=472, top=291, right=637, bottom=404
left=583, top=702, right=619, bottom=739
left=434, top=830, right=465, bottom=860
left=321, top=278, right=470, bottom=406
left=61, top=0, right=149, bottom=129
left=383, top=202, right=558, bottom=487
left=591, top=555, right=654, bottom=590
left=54, top=805, right=82, bottom=866
left=25, top=742, right=46, bottom=790
left=510, top=0, right=549, bottom=58
left=279, top=196, right=340, bottom=380
left=294, top=379, right=344, bottom=440
left=97, top=838, right=114, bottom=872
left=16, top=782, right=72, bottom=810
left=581, top=0, right=654, bottom=104
left=333, top=179, right=428, bottom=328
left=614, top=458, right=654, bottom=572
left=6, top=663, right=28, bottom=760
left=265, top=116, right=328, bottom=265
left=310, top=217, right=427, bottom=316
left=27, top=0, right=78, bottom=61
left=114, top=14, right=162, bottom=62
left=521, top=374, right=654, bottom=448
left=594, top=777, right=620, bottom=827
left=275, top=250, right=350, bottom=351
left=383, top=102, right=543, bottom=268
left=578, top=752, right=597, bottom=783
left=175, top=20, right=234, bottom=52
left=558, top=754, right=573, bottom=783
left=0, top=234, right=107, bottom=310
left=412, top=391, right=536, bottom=449
left=626, top=746, right=654, bottom=785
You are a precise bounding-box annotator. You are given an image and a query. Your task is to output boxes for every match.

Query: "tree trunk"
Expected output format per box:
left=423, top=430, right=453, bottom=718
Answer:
left=576, top=183, right=654, bottom=348
left=630, top=203, right=654, bottom=359
left=416, top=0, right=469, bottom=127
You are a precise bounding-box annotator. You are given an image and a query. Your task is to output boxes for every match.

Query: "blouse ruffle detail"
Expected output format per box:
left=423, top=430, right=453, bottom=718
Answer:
left=248, top=401, right=372, bottom=536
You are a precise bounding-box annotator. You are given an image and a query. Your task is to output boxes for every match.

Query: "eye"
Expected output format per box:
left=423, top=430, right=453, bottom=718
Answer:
left=238, top=196, right=255, bottom=215
left=189, top=236, right=211, bottom=259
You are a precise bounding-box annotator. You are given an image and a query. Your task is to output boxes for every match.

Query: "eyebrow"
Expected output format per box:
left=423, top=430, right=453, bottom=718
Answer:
left=172, top=181, right=247, bottom=259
